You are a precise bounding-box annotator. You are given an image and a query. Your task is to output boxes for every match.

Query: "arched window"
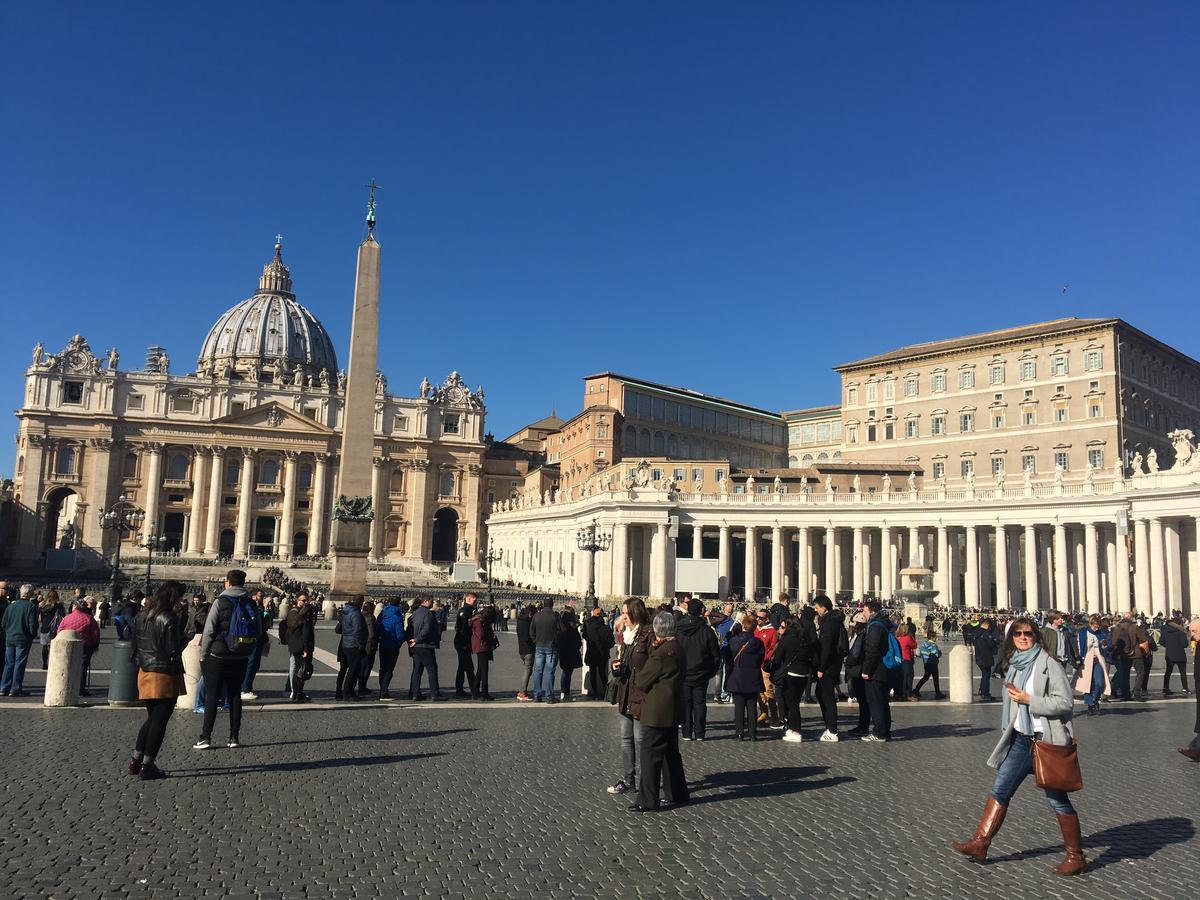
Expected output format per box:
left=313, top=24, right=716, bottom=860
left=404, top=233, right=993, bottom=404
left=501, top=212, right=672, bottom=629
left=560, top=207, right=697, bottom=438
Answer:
left=389, top=467, right=404, bottom=494
left=298, top=464, right=313, bottom=489
left=167, top=453, right=189, bottom=480
left=801, top=454, right=814, bottom=466
left=624, top=426, right=637, bottom=452
left=122, top=452, right=138, bottom=479
left=653, top=431, right=665, bottom=455
left=260, top=458, right=279, bottom=485
left=56, top=446, right=76, bottom=475
left=638, top=429, right=651, bottom=454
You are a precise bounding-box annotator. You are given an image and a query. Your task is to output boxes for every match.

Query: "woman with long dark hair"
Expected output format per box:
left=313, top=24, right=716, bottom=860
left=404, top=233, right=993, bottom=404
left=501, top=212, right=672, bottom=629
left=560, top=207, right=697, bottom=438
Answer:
left=774, top=609, right=817, bottom=742
left=128, top=580, right=187, bottom=780
left=608, top=599, right=652, bottom=796
left=951, top=615, right=1085, bottom=875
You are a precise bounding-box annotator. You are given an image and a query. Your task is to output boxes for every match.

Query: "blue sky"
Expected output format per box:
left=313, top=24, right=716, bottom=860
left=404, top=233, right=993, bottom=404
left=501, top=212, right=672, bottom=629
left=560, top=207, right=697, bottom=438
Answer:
left=2, top=3, right=1197, bottom=461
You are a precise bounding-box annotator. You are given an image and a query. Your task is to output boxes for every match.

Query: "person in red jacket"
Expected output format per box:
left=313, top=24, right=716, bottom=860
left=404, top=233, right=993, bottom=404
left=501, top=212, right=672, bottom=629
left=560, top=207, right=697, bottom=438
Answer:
left=754, top=610, right=781, bottom=728
left=57, top=600, right=102, bottom=697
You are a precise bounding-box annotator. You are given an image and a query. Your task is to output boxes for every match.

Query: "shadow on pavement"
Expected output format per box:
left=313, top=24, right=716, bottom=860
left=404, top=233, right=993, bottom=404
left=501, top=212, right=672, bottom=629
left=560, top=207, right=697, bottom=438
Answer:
left=687, top=765, right=856, bottom=804
left=890, top=724, right=993, bottom=740
left=245, top=728, right=474, bottom=748
left=988, top=816, right=1195, bottom=870
left=170, top=751, right=446, bottom=778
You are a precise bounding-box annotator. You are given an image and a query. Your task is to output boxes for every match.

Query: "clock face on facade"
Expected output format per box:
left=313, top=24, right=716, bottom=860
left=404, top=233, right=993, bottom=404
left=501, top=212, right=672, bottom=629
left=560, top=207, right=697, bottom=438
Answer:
left=65, top=350, right=87, bottom=371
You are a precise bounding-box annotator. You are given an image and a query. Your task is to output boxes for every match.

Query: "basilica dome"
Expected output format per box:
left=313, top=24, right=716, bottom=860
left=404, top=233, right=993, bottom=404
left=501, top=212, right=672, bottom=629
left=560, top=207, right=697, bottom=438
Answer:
left=196, top=241, right=338, bottom=380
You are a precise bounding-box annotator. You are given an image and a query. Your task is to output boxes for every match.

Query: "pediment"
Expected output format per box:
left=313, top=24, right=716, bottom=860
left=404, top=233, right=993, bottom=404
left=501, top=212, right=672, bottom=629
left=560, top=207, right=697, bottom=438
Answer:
left=212, top=402, right=334, bottom=435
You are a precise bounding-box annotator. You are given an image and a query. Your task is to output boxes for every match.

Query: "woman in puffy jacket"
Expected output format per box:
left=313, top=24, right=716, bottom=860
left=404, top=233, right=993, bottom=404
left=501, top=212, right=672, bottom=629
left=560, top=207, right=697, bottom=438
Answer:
left=726, top=614, right=766, bottom=742
left=774, top=609, right=818, bottom=742
left=128, top=580, right=186, bottom=780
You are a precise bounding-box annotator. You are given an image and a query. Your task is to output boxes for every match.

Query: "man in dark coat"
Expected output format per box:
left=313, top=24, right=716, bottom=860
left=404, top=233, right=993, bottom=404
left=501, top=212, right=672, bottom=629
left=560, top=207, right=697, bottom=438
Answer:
left=529, top=599, right=561, bottom=703
left=453, top=593, right=479, bottom=698
left=973, top=619, right=999, bottom=700
left=285, top=593, right=315, bottom=703
left=859, top=600, right=892, bottom=741
left=1160, top=616, right=1190, bottom=695
left=630, top=611, right=689, bottom=813
left=582, top=607, right=616, bottom=700
left=407, top=597, right=444, bottom=701
left=675, top=599, right=721, bottom=741
left=813, top=596, right=847, bottom=741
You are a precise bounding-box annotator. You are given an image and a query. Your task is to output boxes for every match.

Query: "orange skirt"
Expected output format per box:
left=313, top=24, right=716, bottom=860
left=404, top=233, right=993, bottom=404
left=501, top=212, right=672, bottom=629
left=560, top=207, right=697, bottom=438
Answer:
left=137, top=670, right=186, bottom=700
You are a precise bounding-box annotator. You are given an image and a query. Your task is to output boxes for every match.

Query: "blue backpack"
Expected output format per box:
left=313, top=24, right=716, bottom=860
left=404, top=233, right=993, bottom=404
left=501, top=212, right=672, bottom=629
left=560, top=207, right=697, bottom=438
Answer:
left=225, top=596, right=261, bottom=655
left=869, top=620, right=903, bottom=670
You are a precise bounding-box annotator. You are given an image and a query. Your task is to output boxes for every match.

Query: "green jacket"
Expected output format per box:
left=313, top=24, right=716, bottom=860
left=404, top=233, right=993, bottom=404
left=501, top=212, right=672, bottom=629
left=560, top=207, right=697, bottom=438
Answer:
left=3, top=599, right=38, bottom=646
left=634, top=639, right=683, bottom=728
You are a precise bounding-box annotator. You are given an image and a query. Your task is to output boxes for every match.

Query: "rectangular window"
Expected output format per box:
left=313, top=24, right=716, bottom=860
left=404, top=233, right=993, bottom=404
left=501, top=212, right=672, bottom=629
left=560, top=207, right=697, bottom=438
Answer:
left=1088, top=402, right=1102, bottom=419
left=714, top=469, right=724, bottom=482
left=1085, top=350, right=1102, bottom=371
left=959, top=370, right=975, bottom=389
left=961, top=459, right=974, bottom=478
left=933, top=462, right=945, bottom=479
left=904, top=419, right=918, bottom=438
left=1020, top=361, right=1036, bottom=381
left=991, top=457, right=1004, bottom=475
left=992, top=414, right=1004, bottom=429
left=989, top=365, right=1005, bottom=385
left=62, top=381, right=84, bottom=405
left=673, top=467, right=685, bottom=480
left=230, top=401, right=246, bottom=414
left=883, top=380, right=894, bottom=400
left=959, top=412, right=975, bottom=432
left=867, top=383, right=877, bottom=402
left=867, top=425, right=877, bottom=442
left=223, top=495, right=237, bottom=506
left=1054, top=406, right=1068, bottom=423
left=1022, top=454, right=1036, bottom=473
left=596, top=424, right=608, bottom=438
left=126, top=393, right=145, bottom=411
left=1054, top=451, right=1069, bottom=471
left=733, top=485, right=745, bottom=495
left=932, top=373, right=946, bottom=393
left=884, top=423, right=894, bottom=440
left=847, top=426, right=858, bottom=444
left=847, top=386, right=858, bottom=405
left=1022, top=410, right=1036, bottom=426
left=757, top=484, right=769, bottom=494
left=931, top=415, right=946, bottom=435
left=1051, top=356, right=1068, bottom=376
left=651, top=468, right=662, bottom=481
left=1023, top=388, right=1034, bottom=399
left=692, top=468, right=702, bottom=481
left=443, top=414, right=460, bottom=435
left=1088, top=448, right=1103, bottom=468
left=171, top=394, right=195, bottom=413
left=905, top=377, right=918, bottom=397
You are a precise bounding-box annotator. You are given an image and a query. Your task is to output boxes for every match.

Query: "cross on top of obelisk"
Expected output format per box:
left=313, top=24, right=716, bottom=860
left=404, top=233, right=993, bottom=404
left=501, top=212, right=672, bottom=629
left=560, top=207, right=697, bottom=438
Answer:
left=364, top=179, right=381, bottom=235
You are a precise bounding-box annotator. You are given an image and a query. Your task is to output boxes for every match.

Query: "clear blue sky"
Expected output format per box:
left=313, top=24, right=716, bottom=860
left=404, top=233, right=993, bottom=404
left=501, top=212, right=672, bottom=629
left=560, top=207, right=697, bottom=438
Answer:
left=2, top=3, right=1197, bottom=462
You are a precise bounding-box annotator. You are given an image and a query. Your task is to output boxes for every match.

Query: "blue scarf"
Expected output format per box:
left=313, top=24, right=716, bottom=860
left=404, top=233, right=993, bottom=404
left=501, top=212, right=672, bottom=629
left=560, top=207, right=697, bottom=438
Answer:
left=1003, top=646, right=1041, bottom=736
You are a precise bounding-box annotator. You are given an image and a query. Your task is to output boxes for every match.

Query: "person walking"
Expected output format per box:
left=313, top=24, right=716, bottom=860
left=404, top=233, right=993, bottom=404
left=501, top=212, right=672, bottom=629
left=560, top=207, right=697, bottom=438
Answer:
left=556, top=608, right=583, bottom=701
left=608, top=599, right=653, bottom=796
left=128, top=580, right=186, bottom=780
left=675, top=599, right=721, bottom=741
left=1, top=584, right=38, bottom=696
left=453, top=593, right=479, bottom=698
left=1160, top=616, right=1189, bottom=696
left=1178, top=618, right=1200, bottom=762
left=529, top=599, right=560, bottom=703
left=582, top=606, right=616, bottom=700
left=357, top=599, right=378, bottom=697
left=952, top=616, right=1086, bottom=876
left=859, top=600, right=893, bottom=742
left=375, top=597, right=406, bottom=700
left=285, top=593, right=315, bottom=703
left=407, top=596, right=444, bottom=701
left=629, top=611, right=690, bottom=814
left=896, top=623, right=918, bottom=701
left=193, top=569, right=261, bottom=750
left=727, top=613, right=766, bottom=741
left=1075, top=615, right=1111, bottom=715
left=56, top=598, right=101, bottom=697
left=775, top=610, right=818, bottom=743
left=515, top=604, right=537, bottom=701
left=913, top=631, right=944, bottom=700
left=470, top=603, right=498, bottom=700
left=813, top=596, right=847, bottom=741
left=334, top=596, right=368, bottom=701
left=1110, top=612, right=1138, bottom=701
left=37, top=590, right=66, bottom=671
left=973, top=619, right=999, bottom=701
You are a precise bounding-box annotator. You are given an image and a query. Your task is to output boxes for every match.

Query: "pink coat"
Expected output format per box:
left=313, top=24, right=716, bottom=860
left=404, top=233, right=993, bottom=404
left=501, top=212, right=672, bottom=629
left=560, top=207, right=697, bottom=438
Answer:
left=57, top=611, right=101, bottom=650
left=1074, top=645, right=1111, bottom=697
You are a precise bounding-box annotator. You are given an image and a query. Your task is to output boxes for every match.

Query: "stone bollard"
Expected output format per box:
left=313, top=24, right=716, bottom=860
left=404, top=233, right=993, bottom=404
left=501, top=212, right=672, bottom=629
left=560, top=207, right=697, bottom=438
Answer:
left=323, top=599, right=338, bottom=621
left=177, top=634, right=203, bottom=710
left=44, top=629, right=83, bottom=707
left=949, top=644, right=974, bottom=704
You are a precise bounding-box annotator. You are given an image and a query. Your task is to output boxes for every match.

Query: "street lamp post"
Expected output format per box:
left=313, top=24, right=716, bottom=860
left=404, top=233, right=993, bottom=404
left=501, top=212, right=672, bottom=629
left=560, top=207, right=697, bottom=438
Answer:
left=575, top=518, right=612, bottom=608
left=96, top=493, right=144, bottom=603
left=139, top=528, right=168, bottom=592
left=483, top=540, right=503, bottom=605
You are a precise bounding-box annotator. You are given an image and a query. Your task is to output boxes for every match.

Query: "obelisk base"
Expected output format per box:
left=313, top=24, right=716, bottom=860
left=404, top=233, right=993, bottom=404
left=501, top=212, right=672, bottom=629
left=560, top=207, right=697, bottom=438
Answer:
left=329, top=519, right=372, bottom=616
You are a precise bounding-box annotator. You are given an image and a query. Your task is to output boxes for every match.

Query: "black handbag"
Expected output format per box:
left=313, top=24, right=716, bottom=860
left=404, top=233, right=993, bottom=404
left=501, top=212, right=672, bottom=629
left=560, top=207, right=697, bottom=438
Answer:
left=604, top=676, right=620, bottom=704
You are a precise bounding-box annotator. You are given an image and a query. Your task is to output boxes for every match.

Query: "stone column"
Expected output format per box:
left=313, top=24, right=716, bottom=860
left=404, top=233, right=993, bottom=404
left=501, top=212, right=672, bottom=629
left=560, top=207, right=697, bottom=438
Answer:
left=369, top=456, right=385, bottom=559
left=1103, top=528, right=1118, bottom=613
left=978, top=528, right=992, bottom=607
left=693, top=525, right=704, bottom=559
left=407, top=460, right=430, bottom=560
left=770, top=525, right=784, bottom=600
left=1133, top=517, right=1150, bottom=612
left=851, top=526, right=864, bottom=598
left=660, top=521, right=675, bottom=599
left=141, top=443, right=164, bottom=541
left=745, top=526, right=758, bottom=600
left=186, top=448, right=209, bottom=555
left=824, top=525, right=837, bottom=597
left=1053, top=522, right=1069, bottom=610
left=880, top=526, right=893, bottom=598
left=935, top=524, right=950, bottom=605
left=234, top=448, right=255, bottom=557
left=1148, top=517, right=1167, bottom=617
left=796, top=526, right=810, bottom=601
left=1023, top=524, right=1039, bottom=610
left=309, top=453, right=329, bottom=556
left=1165, top=520, right=1182, bottom=608
left=203, top=447, right=225, bottom=556
left=718, top=524, right=731, bottom=599
left=994, top=524, right=1009, bottom=609
left=279, top=451, right=298, bottom=559
left=907, top=526, right=920, bottom=566
left=612, top=522, right=629, bottom=596
left=1083, top=521, right=1100, bottom=613
left=82, top=438, right=116, bottom=553
left=964, top=525, right=979, bottom=608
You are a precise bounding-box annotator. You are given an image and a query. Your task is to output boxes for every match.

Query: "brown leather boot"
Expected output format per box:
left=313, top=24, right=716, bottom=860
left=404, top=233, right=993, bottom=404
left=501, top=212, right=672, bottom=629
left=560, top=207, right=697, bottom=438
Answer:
left=951, top=797, right=1007, bottom=862
left=1053, top=813, right=1087, bottom=875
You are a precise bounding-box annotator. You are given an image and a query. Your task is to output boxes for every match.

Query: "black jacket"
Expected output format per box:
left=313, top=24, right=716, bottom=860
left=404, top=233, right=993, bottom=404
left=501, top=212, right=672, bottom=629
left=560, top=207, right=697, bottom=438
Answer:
left=973, top=630, right=998, bottom=667
left=675, top=614, right=721, bottom=686
left=582, top=615, right=616, bottom=665
left=775, top=622, right=818, bottom=677
left=1160, top=622, right=1189, bottom=663
left=516, top=612, right=535, bottom=656
left=861, top=617, right=890, bottom=680
left=530, top=608, right=560, bottom=647
left=816, top=610, right=847, bottom=677
left=132, top=609, right=185, bottom=674
left=454, top=602, right=478, bottom=650
left=556, top=625, right=583, bottom=669
left=286, top=605, right=315, bottom=656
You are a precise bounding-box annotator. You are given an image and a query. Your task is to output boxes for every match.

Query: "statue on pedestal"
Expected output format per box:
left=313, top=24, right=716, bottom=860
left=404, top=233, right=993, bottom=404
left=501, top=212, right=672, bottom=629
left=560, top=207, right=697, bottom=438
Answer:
left=907, top=471, right=917, bottom=492
left=32, top=342, right=44, bottom=366
left=1147, top=447, right=1159, bottom=473
left=1131, top=451, right=1143, bottom=475
left=882, top=473, right=892, bottom=493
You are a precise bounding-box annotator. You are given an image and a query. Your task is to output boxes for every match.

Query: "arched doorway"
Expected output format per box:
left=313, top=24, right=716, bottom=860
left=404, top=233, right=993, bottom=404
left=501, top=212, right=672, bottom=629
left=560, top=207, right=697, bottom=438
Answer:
left=44, top=487, right=79, bottom=550
left=219, top=528, right=235, bottom=557
left=431, top=507, right=459, bottom=562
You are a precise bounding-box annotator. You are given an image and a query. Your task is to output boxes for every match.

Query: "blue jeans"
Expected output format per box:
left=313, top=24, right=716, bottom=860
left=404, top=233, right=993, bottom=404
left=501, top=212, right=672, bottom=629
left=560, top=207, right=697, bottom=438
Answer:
left=241, top=647, right=262, bottom=693
left=1, top=643, right=31, bottom=693
left=1083, top=663, right=1105, bottom=708
left=531, top=646, right=558, bottom=699
left=990, top=732, right=1075, bottom=814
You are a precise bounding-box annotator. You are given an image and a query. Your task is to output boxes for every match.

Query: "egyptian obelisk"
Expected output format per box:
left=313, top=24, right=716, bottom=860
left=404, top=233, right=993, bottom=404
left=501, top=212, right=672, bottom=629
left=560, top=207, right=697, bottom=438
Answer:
left=328, top=183, right=382, bottom=615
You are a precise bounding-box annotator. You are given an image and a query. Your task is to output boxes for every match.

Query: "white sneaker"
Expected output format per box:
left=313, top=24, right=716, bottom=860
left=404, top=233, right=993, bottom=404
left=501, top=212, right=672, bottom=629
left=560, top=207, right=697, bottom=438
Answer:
left=819, top=730, right=839, bottom=743
left=781, top=730, right=803, bottom=743
left=192, top=739, right=211, bottom=750
left=861, top=734, right=886, bottom=743
left=240, top=692, right=257, bottom=701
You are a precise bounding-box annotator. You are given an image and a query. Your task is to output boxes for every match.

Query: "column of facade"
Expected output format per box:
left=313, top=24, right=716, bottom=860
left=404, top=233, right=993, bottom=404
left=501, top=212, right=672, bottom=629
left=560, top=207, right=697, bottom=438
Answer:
left=770, top=525, right=784, bottom=600
left=660, top=521, right=675, bottom=598
left=407, top=459, right=430, bottom=561
left=279, top=451, right=298, bottom=559
left=1189, top=517, right=1200, bottom=618
left=1083, top=521, right=1100, bottom=613
left=1072, top=527, right=1087, bottom=611
left=979, top=528, right=992, bottom=606
left=796, top=526, right=810, bottom=601
left=935, top=525, right=950, bottom=605
left=718, top=525, right=731, bottom=599
left=141, top=443, right=164, bottom=541
left=1133, top=518, right=1150, bottom=612
left=611, top=522, right=630, bottom=597
left=880, top=526, right=893, bottom=598
left=369, top=456, right=385, bottom=559
left=851, top=526, right=864, bottom=598
left=1165, top=520, right=1182, bottom=609
left=309, top=453, right=329, bottom=556
left=1053, top=522, right=1069, bottom=610
left=745, top=526, right=759, bottom=600
left=186, top=448, right=209, bottom=555
left=693, top=525, right=704, bottom=559
left=1148, top=518, right=1167, bottom=617
left=994, top=524, right=1008, bottom=609
left=964, top=525, right=980, bottom=608
left=81, top=438, right=116, bottom=552
left=824, top=526, right=837, bottom=597
left=908, top=526, right=921, bottom=566
left=203, top=447, right=226, bottom=555
left=234, top=448, right=255, bottom=556
left=1023, top=524, right=1039, bottom=610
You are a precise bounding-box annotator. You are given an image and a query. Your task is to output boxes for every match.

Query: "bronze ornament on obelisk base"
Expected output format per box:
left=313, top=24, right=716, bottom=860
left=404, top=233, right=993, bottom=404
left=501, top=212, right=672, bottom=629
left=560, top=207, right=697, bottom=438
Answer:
left=327, top=183, right=382, bottom=618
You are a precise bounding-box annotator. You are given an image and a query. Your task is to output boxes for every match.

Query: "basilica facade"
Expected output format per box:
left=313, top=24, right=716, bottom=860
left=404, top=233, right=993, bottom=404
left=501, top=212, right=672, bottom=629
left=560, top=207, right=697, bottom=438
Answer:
left=11, top=242, right=492, bottom=569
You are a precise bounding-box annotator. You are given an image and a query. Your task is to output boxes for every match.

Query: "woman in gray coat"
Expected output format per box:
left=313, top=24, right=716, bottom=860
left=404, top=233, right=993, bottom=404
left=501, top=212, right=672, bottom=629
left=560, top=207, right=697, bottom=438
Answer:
left=951, top=616, right=1086, bottom=876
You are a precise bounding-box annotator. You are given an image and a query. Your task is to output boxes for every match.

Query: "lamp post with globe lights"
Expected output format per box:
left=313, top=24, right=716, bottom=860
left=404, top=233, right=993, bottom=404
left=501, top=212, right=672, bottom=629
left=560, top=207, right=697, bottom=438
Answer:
left=482, top=540, right=504, bottom=605
left=139, top=527, right=168, bottom=592
left=575, top=518, right=611, bottom=608
left=97, top=493, right=143, bottom=603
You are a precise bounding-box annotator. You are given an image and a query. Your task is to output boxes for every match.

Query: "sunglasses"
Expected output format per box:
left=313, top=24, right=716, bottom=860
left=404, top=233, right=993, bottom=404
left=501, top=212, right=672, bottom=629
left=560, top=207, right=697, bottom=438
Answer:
left=1012, top=630, right=1035, bottom=637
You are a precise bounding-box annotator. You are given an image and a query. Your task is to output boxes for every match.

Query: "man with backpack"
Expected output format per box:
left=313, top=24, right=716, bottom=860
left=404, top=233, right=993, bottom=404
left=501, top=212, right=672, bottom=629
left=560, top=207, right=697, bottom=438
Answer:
left=285, top=592, right=315, bottom=703
left=193, top=570, right=261, bottom=750
left=859, top=599, right=896, bottom=742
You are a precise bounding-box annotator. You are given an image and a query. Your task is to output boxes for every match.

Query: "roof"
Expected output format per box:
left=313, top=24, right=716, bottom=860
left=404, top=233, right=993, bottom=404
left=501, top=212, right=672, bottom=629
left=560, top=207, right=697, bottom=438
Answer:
left=782, top=404, right=841, bottom=419
left=834, top=317, right=1118, bottom=371
left=501, top=413, right=566, bottom=444
left=483, top=440, right=536, bottom=462
left=584, top=371, right=782, bottom=420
